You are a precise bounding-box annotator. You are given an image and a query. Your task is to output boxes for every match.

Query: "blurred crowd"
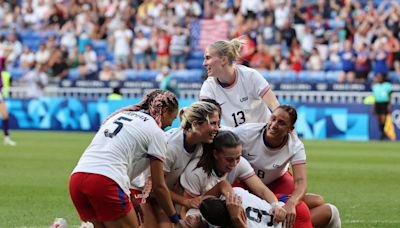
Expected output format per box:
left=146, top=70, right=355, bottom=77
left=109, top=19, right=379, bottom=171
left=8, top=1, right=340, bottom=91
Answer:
left=0, top=0, right=399, bottom=84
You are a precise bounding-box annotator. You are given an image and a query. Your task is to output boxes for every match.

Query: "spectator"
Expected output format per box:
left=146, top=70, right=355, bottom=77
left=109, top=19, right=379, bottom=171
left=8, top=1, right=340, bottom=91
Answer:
left=110, top=22, right=133, bottom=70
left=35, top=43, right=50, bottom=66
left=307, top=47, right=324, bottom=71
left=19, top=46, right=35, bottom=70
left=98, top=61, right=115, bottom=81
left=19, top=63, right=49, bottom=99
left=169, top=25, right=189, bottom=70
left=354, top=42, right=371, bottom=83
left=5, top=32, right=23, bottom=69
left=78, top=44, right=98, bottom=80
left=48, top=47, right=69, bottom=80
left=60, top=20, right=78, bottom=52
left=371, top=40, right=389, bottom=78
left=338, top=40, right=356, bottom=83
left=155, top=27, right=171, bottom=69
left=249, top=43, right=273, bottom=70
left=132, top=30, right=150, bottom=70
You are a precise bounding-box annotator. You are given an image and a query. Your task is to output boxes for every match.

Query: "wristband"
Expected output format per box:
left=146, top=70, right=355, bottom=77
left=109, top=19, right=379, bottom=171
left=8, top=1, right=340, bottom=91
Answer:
left=169, top=213, right=181, bottom=223
left=271, top=201, right=284, bottom=208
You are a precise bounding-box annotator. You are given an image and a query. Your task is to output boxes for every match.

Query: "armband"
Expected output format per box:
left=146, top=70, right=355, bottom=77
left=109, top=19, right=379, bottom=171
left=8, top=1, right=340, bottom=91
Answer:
left=169, top=213, right=181, bottom=223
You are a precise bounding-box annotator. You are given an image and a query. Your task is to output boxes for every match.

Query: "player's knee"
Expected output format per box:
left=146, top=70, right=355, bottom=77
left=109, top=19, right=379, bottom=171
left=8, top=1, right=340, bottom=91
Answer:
left=305, top=193, right=325, bottom=208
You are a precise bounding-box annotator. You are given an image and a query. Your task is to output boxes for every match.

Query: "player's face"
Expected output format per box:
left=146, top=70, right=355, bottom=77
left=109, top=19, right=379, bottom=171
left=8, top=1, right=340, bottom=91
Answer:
left=203, top=47, right=223, bottom=77
left=161, top=108, right=178, bottom=129
left=194, top=110, right=220, bottom=143
left=214, top=145, right=242, bottom=174
left=266, top=108, right=293, bottom=139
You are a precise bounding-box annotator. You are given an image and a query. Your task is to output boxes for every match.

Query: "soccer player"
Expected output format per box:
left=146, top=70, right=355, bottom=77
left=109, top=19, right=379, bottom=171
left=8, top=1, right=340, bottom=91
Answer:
left=69, top=90, right=182, bottom=227
left=0, top=59, right=16, bottom=146
left=199, top=38, right=280, bottom=127
left=140, top=101, right=220, bottom=227
left=180, top=130, right=291, bottom=226
left=234, top=104, right=341, bottom=228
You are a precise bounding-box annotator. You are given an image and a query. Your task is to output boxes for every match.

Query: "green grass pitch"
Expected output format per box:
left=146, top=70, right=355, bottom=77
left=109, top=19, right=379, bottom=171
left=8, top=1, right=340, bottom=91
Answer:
left=0, top=131, right=399, bottom=227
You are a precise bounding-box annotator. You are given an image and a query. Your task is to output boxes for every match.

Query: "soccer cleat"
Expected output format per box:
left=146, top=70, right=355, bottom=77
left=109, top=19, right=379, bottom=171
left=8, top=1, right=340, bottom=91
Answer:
left=50, top=218, right=68, bottom=228
left=4, top=136, right=16, bottom=146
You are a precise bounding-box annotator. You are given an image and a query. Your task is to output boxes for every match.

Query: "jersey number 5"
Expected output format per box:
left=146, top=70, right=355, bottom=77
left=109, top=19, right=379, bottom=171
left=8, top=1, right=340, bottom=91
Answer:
left=104, top=116, right=133, bottom=138
left=232, top=111, right=245, bottom=127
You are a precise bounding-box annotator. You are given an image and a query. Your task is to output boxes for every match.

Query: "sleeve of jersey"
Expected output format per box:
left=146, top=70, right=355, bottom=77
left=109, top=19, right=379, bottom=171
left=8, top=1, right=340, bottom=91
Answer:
left=180, top=165, right=203, bottom=197
left=199, top=79, right=215, bottom=99
left=147, top=129, right=167, bottom=163
left=162, top=144, right=176, bottom=173
left=251, top=70, right=270, bottom=98
left=290, top=139, right=306, bottom=166
left=236, top=157, right=256, bottom=181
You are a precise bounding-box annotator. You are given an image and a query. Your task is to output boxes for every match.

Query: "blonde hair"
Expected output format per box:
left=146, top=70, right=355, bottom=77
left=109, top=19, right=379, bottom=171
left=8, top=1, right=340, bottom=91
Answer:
left=209, top=37, right=247, bottom=64
left=179, top=101, right=219, bottom=131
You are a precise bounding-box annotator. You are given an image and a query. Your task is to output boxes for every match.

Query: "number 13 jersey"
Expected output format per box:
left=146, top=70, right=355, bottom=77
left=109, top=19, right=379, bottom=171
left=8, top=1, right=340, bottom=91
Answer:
left=200, top=64, right=271, bottom=127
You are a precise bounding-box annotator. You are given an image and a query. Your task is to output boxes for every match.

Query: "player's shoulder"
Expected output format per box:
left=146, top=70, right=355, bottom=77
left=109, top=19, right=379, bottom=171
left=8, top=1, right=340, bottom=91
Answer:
left=236, top=64, right=260, bottom=76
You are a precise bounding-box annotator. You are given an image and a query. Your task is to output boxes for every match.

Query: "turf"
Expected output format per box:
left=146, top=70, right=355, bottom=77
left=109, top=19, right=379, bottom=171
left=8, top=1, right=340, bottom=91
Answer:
left=0, top=131, right=399, bottom=227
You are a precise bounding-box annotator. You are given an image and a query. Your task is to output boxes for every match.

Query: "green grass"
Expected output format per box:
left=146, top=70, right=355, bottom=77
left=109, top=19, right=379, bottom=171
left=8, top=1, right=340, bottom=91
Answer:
left=0, top=131, right=399, bottom=227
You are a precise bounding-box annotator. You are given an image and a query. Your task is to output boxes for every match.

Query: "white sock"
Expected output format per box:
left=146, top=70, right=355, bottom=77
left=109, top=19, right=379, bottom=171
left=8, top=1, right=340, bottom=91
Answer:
left=325, top=203, right=341, bottom=228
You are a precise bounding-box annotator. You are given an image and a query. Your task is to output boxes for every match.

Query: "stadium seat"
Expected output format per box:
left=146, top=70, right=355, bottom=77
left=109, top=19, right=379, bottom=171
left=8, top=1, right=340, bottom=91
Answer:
left=136, top=70, right=158, bottom=81
left=325, top=71, right=340, bottom=83
left=298, top=71, right=326, bottom=83
left=68, top=68, right=81, bottom=80
left=189, top=50, right=204, bottom=59
left=185, top=59, right=204, bottom=70
left=171, top=69, right=203, bottom=82
left=91, top=39, right=108, bottom=52
left=10, top=68, right=28, bottom=81
left=388, top=71, right=400, bottom=83
left=262, top=70, right=281, bottom=82
left=124, top=69, right=158, bottom=81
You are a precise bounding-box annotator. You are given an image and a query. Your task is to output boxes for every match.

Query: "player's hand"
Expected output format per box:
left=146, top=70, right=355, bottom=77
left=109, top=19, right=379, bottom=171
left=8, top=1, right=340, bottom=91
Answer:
left=226, top=192, right=246, bottom=228
left=283, top=199, right=297, bottom=228
left=271, top=204, right=287, bottom=224
left=185, top=196, right=202, bottom=209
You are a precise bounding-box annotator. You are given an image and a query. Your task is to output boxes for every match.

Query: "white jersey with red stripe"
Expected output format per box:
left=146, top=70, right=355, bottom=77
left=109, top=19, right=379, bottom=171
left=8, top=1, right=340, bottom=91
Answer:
left=233, top=187, right=283, bottom=228
left=199, top=64, right=271, bottom=127
left=163, top=128, right=204, bottom=191
left=233, top=123, right=306, bottom=185
left=72, top=111, right=167, bottom=196
left=180, top=157, right=255, bottom=197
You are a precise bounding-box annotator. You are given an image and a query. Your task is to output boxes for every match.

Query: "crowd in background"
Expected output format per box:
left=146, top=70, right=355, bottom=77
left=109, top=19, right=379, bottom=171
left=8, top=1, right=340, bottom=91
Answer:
left=0, top=0, right=399, bottom=84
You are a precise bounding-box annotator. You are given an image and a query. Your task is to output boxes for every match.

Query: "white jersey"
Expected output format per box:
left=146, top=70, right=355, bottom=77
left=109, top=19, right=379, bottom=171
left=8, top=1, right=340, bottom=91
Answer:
left=163, top=128, right=203, bottom=191
left=180, top=157, right=255, bottom=196
left=72, top=111, right=167, bottom=195
left=233, top=187, right=283, bottom=228
left=200, top=64, right=271, bottom=127
left=234, top=123, right=306, bottom=185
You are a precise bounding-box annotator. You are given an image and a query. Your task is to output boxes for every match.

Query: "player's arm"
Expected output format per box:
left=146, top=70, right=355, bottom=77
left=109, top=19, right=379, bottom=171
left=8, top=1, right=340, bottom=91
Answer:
left=149, top=159, right=181, bottom=223
left=170, top=190, right=201, bottom=209
left=262, top=89, right=280, bottom=112
left=204, top=180, right=234, bottom=197
left=289, top=163, right=307, bottom=205
left=284, top=163, right=307, bottom=227
left=243, top=176, right=286, bottom=223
